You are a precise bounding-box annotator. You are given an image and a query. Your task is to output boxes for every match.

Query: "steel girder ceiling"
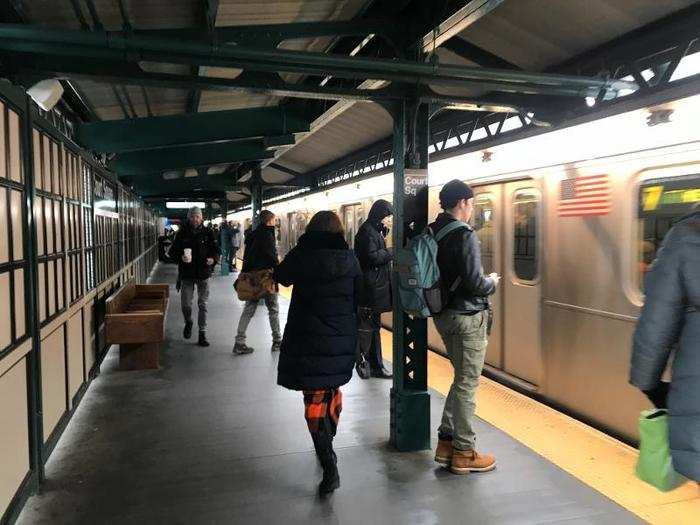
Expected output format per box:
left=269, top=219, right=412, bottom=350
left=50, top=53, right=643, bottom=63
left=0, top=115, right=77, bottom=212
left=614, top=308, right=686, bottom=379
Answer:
left=3, top=0, right=695, bottom=214
left=265, top=2, right=700, bottom=205
left=76, top=106, right=310, bottom=153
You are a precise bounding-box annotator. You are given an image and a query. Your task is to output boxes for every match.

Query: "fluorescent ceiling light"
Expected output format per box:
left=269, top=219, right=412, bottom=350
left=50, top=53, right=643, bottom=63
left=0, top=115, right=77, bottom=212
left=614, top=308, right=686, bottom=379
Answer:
left=166, top=201, right=205, bottom=209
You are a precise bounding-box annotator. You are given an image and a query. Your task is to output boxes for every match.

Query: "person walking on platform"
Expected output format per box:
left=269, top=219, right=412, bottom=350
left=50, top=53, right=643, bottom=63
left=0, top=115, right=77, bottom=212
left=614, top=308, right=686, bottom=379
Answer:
left=274, top=210, right=361, bottom=496
left=233, top=210, right=281, bottom=354
left=630, top=205, right=700, bottom=483
left=229, top=221, right=242, bottom=271
left=169, top=206, right=220, bottom=347
left=431, top=179, right=500, bottom=475
left=354, top=199, right=394, bottom=379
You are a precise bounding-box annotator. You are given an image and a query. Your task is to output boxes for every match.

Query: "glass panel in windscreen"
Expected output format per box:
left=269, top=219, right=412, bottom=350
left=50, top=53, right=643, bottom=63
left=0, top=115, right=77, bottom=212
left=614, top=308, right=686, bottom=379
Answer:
left=512, top=189, right=539, bottom=281
left=473, top=194, right=495, bottom=274
left=637, top=174, right=700, bottom=289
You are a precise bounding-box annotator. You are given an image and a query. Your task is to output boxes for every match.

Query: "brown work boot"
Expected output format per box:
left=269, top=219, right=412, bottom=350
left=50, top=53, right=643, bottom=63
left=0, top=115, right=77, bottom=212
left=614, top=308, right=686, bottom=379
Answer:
left=434, top=439, right=453, bottom=467
left=450, top=449, right=496, bottom=474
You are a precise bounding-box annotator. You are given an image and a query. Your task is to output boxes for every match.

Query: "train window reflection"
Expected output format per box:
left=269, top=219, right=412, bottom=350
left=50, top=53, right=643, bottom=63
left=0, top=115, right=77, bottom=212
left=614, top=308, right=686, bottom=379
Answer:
left=473, top=194, right=495, bottom=274
left=637, top=174, right=700, bottom=288
left=512, top=189, right=539, bottom=281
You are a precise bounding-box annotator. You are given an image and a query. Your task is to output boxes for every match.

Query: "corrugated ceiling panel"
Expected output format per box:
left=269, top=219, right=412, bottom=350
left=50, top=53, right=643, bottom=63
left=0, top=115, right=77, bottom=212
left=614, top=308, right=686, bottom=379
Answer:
left=459, top=0, right=697, bottom=71
left=277, top=102, right=392, bottom=172
left=23, top=0, right=199, bottom=30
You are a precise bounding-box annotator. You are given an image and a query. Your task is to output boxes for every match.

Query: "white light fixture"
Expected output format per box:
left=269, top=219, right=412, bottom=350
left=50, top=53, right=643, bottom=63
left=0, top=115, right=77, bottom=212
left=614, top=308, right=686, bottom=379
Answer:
left=166, top=201, right=206, bottom=209
left=585, top=96, right=596, bottom=107
left=27, top=79, right=64, bottom=111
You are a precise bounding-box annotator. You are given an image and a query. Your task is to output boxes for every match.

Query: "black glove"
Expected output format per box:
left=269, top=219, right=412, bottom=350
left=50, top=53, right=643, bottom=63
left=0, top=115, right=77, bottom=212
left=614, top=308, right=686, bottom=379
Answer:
left=643, top=381, right=670, bottom=409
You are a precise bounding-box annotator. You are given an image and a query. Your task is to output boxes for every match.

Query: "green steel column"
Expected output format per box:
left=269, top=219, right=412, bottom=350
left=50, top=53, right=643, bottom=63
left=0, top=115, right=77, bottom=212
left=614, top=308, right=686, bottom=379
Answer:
left=250, top=165, right=263, bottom=228
left=389, top=100, right=431, bottom=452
left=220, top=196, right=229, bottom=276
left=22, top=93, right=45, bottom=486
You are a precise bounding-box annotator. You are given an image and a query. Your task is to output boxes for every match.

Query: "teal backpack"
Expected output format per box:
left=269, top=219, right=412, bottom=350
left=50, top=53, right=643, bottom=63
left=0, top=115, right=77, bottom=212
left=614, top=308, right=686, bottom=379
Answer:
left=396, top=221, right=469, bottom=318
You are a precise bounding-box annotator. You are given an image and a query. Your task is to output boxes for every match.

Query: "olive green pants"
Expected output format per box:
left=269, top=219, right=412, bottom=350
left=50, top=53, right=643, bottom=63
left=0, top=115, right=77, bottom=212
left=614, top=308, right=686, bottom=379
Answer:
left=434, top=310, right=488, bottom=451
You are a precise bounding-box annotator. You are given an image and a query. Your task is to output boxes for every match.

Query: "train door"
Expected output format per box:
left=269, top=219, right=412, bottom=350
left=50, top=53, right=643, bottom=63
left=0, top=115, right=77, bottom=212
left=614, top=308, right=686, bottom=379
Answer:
left=472, top=186, right=503, bottom=368
left=502, top=181, right=543, bottom=385
left=342, top=203, right=364, bottom=247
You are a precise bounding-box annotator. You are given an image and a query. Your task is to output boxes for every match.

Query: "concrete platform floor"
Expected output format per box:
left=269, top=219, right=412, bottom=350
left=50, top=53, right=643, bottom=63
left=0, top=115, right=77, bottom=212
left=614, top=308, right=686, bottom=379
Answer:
left=17, top=263, right=642, bottom=524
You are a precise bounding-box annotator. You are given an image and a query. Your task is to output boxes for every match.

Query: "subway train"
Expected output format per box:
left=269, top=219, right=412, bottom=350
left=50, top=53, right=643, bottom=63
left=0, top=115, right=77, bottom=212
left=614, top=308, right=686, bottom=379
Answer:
left=227, top=94, right=700, bottom=442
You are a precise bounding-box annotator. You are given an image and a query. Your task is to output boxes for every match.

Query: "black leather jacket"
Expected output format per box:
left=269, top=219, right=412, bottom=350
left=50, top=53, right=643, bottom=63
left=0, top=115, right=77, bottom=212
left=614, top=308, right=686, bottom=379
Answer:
left=429, top=212, right=495, bottom=313
left=242, top=225, right=278, bottom=272
left=169, top=224, right=219, bottom=280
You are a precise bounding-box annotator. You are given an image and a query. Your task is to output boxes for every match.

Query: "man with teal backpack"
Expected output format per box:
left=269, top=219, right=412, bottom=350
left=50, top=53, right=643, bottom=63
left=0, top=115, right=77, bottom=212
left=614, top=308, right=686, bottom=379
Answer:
left=398, top=179, right=499, bottom=474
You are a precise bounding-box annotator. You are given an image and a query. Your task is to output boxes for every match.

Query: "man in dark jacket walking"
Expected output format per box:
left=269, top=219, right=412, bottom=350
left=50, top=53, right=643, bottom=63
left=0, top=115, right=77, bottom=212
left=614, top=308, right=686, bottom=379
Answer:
left=354, top=199, right=393, bottom=379
left=431, top=179, right=500, bottom=475
left=233, top=210, right=281, bottom=354
left=630, top=208, right=700, bottom=482
left=168, top=206, right=220, bottom=347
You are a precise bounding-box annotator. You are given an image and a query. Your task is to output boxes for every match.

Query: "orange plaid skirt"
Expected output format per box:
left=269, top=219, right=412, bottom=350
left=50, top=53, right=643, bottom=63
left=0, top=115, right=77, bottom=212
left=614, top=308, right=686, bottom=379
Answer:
left=303, top=388, right=342, bottom=435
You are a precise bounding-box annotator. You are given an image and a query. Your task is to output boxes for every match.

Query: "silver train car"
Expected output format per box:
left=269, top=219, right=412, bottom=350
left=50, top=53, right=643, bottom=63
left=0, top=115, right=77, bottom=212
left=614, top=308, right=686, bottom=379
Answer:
left=229, top=94, right=700, bottom=442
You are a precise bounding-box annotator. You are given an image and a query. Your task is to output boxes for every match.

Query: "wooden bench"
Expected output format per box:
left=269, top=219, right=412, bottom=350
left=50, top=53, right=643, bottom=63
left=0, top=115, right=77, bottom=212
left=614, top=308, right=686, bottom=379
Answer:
left=105, top=280, right=169, bottom=370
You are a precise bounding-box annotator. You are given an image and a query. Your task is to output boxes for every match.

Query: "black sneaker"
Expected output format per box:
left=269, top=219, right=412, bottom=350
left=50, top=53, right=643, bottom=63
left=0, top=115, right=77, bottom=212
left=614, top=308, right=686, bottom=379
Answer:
left=198, top=331, right=210, bottom=347
left=183, top=322, right=193, bottom=339
left=355, top=354, right=370, bottom=380
left=233, top=343, right=254, bottom=354
left=370, top=366, right=392, bottom=379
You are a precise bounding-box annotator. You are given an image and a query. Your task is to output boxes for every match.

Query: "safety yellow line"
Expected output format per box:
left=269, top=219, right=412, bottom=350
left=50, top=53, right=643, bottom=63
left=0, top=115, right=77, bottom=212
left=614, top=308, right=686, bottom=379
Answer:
left=379, top=330, right=699, bottom=525
left=277, top=284, right=698, bottom=523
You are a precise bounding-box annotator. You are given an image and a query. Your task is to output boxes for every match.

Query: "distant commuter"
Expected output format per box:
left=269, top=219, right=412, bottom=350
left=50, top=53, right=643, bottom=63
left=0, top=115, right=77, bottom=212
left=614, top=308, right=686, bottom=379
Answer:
left=630, top=205, right=700, bottom=482
left=274, top=210, right=361, bottom=495
left=430, top=179, right=500, bottom=474
left=354, top=199, right=394, bottom=379
left=169, top=206, right=220, bottom=347
left=229, top=221, right=242, bottom=271
left=233, top=210, right=281, bottom=354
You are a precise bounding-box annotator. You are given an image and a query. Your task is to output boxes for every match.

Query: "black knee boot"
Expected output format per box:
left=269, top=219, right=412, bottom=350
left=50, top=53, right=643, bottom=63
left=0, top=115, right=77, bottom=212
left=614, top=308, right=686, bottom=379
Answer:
left=311, top=429, right=339, bottom=495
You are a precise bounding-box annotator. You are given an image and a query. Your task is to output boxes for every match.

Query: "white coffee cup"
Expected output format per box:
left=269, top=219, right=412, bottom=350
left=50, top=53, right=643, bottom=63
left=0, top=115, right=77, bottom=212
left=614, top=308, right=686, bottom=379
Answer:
left=183, top=248, right=192, bottom=263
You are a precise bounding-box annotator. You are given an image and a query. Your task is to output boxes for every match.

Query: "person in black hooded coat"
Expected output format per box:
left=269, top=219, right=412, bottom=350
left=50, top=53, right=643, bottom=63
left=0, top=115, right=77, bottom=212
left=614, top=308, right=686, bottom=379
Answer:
left=274, top=210, right=362, bottom=496
left=354, top=199, right=394, bottom=379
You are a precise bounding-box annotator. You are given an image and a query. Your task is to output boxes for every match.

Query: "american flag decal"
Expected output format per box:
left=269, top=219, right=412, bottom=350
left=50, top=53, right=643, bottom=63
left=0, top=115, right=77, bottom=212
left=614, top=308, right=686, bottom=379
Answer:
left=558, top=174, right=612, bottom=217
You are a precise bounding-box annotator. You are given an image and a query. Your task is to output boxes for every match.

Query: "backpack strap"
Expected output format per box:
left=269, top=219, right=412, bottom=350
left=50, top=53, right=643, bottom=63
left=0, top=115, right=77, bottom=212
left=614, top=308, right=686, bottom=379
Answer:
left=434, top=220, right=469, bottom=242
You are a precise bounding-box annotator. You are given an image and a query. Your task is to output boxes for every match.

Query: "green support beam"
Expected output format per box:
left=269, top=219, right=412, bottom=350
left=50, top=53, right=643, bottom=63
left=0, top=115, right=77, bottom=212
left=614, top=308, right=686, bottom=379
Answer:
left=76, top=107, right=309, bottom=153
left=0, top=24, right=635, bottom=98
left=109, top=142, right=275, bottom=175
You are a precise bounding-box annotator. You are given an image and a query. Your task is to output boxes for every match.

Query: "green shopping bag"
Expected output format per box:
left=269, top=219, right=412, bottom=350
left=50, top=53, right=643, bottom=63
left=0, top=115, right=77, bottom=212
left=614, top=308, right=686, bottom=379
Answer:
left=635, top=409, right=683, bottom=491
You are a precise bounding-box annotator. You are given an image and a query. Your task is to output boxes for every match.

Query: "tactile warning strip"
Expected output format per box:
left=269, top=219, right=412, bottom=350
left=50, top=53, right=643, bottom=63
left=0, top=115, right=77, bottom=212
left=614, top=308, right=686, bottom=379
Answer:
left=378, top=330, right=700, bottom=525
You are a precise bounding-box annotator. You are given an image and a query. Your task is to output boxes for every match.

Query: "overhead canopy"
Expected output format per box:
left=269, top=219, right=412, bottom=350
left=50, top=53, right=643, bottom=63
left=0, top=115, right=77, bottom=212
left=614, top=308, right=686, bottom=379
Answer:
left=2, top=0, right=697, bottom=217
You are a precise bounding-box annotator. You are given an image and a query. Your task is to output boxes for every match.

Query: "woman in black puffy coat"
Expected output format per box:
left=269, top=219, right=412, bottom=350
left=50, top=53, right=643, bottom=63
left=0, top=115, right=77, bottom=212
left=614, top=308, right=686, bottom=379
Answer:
left=354, top=199, right=394, bottom=379
left=274, top=210, right=362, bottom=496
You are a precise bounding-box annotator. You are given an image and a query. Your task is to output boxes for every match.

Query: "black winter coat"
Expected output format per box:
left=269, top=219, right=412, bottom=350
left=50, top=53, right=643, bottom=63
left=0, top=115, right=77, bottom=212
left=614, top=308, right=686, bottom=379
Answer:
left=274, top=231, right=362, bottom=391
left=429, top=212, right=495, bottom=313
left=354, top=220, right=392, bottom=312
left=242, top=225, right=278, bottom=272
left=169, top=224, right=219, bottom=280
left=630, top=211, right=700, bottom=482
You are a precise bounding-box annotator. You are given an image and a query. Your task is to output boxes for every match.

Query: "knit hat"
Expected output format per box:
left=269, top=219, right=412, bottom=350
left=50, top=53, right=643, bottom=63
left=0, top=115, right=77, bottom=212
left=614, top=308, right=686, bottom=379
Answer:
left=439, top=179, right=474, bottom=209
left=187, top=206, right=203, bottom=219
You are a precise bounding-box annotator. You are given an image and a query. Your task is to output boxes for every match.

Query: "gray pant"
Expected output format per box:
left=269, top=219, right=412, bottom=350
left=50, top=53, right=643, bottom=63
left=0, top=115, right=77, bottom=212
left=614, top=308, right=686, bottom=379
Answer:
left=235, top=293, right=281, bottom=344
left=181, top=278, right=209, bottom=332
left=433, top=310, right=488, bottom=451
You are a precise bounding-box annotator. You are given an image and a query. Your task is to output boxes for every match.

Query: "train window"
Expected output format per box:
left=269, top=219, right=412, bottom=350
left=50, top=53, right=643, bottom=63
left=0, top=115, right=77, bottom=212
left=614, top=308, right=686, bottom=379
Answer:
left=512, top=189, right=539, bottom=281
left=637, top=174, right=700, bottom=288
left=342, top=204, right=363, bottom=246
left=473, top=194, right=495, bottom=274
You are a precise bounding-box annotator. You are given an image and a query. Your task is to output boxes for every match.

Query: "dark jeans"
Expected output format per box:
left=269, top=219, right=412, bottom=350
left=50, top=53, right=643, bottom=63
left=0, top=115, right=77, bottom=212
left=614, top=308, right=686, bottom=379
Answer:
left=358, top=308, right=384, bottom=371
